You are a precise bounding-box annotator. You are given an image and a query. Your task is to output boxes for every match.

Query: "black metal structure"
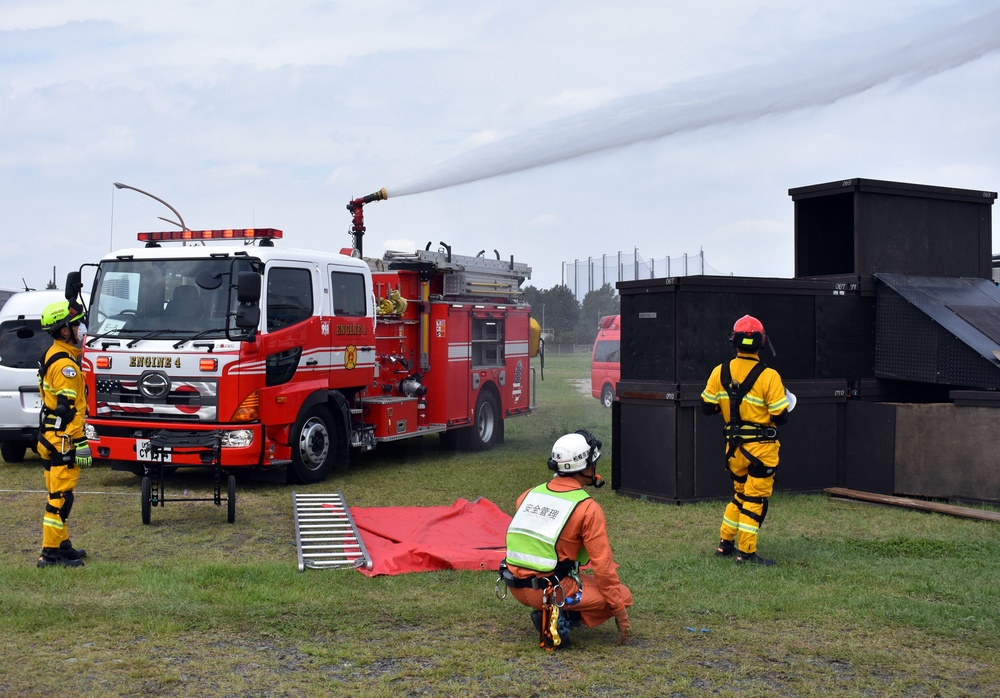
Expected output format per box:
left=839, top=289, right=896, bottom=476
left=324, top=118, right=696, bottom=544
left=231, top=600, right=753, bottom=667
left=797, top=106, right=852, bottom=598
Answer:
left=143, top=430, right=236, bottom=524
left=613, top=178, right=999, bottom=504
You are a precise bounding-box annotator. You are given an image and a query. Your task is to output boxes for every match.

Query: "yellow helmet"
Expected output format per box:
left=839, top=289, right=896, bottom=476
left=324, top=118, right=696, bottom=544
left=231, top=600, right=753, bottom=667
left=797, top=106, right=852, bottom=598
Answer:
left=41, top=301, right=84, bottom=333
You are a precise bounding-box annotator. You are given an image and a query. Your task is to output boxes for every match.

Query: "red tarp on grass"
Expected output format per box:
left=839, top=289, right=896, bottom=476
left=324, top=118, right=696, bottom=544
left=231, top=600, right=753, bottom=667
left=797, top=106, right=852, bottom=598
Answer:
left=350, top=497, right=512, bottom=576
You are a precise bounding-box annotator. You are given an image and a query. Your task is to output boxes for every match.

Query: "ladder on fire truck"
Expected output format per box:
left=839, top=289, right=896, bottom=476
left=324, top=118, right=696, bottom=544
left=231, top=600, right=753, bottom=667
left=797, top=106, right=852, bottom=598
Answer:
left=381, top=248, right=531, bottom=300
left=293, top=491, right=373, bottom=572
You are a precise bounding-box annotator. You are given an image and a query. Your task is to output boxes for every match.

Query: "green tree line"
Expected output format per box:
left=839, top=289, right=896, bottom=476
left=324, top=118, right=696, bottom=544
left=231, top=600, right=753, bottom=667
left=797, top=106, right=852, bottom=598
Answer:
left=522, top=282, right=619, bottom=346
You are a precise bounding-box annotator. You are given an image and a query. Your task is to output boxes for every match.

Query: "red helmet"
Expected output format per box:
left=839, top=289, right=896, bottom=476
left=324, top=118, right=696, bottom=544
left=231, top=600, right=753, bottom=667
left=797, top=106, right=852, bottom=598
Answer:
left=731, top=314, right=765, bottom=352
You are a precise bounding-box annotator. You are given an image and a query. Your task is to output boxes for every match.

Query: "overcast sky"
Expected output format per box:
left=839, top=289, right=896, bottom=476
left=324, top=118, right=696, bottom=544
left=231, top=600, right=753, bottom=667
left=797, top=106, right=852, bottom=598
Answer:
left=3, top=0, right=999, bottom=293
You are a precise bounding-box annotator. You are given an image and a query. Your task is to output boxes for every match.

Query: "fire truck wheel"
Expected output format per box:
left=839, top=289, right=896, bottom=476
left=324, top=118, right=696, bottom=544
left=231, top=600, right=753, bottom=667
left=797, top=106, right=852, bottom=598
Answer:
left=466, top=390, right=501, bottom=451
left=290, top=405, right=336, bottom=483
left=601, top=384, right=615, bottom=408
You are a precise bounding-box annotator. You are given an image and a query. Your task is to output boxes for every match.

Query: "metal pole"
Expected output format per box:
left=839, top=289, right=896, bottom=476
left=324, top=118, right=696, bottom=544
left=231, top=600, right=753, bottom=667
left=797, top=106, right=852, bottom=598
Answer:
left=113, top=182, right=188, bottom=230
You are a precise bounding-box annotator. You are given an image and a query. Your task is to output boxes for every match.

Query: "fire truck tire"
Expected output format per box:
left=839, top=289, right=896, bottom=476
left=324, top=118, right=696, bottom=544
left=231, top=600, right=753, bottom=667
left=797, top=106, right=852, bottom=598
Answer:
left=141, top=476, right=152, bottom=525
left=465, top=390, right=501, bottom=451
left=601, top=384, right=615, bottom=408
left=290, top=405, right=336, bottom=483
left=1, top=440, right=27, bottom=463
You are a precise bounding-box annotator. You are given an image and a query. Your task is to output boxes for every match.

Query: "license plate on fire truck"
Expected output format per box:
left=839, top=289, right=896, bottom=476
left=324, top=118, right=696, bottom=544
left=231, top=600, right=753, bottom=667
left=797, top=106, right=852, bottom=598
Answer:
left=136, top=439, right=172, bottom=462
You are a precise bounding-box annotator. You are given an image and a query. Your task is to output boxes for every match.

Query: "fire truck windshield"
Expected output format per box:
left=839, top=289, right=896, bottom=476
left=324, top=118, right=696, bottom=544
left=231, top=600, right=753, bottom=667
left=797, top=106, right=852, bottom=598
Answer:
left=90, top=257, right=256, bottom=338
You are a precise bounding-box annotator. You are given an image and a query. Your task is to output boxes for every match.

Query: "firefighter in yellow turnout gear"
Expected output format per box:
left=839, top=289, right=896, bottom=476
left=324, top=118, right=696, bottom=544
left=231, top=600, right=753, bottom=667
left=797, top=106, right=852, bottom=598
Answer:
left=36, top=300, right=90, bottom=568
left=701, top=315, right=791, bottom=566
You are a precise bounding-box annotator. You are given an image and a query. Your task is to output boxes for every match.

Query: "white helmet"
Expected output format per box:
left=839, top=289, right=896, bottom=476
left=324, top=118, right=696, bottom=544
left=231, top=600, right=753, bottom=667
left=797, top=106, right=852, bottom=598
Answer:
left=548, top=430, right=602, bottom=475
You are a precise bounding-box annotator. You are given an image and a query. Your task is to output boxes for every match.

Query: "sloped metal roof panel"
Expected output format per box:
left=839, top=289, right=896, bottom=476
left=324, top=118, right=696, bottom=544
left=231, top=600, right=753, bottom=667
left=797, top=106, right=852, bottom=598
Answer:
left=875, top=274, right=1000, bottom=390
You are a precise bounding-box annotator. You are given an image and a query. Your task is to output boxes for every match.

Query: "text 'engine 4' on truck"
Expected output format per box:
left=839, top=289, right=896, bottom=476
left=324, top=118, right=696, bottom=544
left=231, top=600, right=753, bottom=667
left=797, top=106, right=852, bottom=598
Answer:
left=76, top=191, right=541, bottom=485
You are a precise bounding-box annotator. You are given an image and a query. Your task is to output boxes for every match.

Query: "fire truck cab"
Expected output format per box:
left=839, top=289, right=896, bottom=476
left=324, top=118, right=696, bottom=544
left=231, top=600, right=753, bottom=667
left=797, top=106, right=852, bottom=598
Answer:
left=81, top=228, right=536, bottom=484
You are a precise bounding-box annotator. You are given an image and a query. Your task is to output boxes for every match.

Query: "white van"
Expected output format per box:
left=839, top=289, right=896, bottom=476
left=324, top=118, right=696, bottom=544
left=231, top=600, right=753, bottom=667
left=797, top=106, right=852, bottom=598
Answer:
left=0, top=290, right=66, bottom=462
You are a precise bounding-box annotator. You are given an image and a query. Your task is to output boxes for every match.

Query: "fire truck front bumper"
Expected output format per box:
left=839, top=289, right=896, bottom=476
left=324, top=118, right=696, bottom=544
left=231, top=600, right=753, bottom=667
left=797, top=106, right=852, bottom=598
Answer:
left=85, top=421, right=279, bottom=469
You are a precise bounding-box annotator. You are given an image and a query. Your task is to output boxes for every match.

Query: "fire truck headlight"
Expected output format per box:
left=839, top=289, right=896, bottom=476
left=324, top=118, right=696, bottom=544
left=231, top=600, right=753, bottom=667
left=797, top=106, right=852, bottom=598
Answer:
left=84, top=423, right=98, bottom=440
left=222, top=430, right=254, bottom=448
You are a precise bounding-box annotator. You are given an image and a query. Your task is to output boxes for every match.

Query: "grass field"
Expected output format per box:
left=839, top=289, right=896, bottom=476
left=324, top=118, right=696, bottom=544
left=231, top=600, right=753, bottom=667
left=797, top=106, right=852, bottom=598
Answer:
left=1, top=354, right=999, bottom=697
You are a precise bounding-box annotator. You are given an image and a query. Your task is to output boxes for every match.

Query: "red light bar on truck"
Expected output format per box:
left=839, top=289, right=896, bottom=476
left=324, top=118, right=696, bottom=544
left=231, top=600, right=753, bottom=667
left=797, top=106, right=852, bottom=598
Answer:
left=137, top=228, right=284, bottom=242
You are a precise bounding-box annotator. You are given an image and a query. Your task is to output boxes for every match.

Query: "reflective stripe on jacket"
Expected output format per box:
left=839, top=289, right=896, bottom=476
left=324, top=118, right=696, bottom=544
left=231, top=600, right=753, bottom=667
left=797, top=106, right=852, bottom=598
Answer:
left=505, top=483, right=591, bottom=572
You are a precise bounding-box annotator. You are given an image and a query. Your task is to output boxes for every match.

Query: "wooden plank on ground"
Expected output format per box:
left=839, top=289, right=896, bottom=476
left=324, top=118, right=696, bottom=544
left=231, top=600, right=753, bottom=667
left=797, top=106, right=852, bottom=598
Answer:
left=824, top=487, right=1000, bottom=522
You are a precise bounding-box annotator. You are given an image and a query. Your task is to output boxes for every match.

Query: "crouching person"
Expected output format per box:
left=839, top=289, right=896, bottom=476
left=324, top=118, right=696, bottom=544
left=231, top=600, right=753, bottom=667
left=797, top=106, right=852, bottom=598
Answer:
left=499, top=430, right=632, bottom=649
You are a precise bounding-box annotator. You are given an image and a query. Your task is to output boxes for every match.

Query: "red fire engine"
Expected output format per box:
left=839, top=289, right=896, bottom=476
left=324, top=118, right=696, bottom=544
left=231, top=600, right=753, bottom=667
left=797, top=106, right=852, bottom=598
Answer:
left=76, top=194, right=538, bottom=519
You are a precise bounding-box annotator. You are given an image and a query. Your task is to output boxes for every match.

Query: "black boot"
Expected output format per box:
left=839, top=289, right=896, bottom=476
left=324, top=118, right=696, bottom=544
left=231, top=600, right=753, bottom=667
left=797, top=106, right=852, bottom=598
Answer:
left=59, top=540, right=87, bottom=560
left=530, top=609, right=572, bottom=649
left=37, top=547, right=83, bottom=568
left=530, top=610, right=543, bottom=633
left=563, top=609, right=584, bottom=628
left=736, top=551, right=775, bottom=567
left=715, top=539, right=736, bottom=557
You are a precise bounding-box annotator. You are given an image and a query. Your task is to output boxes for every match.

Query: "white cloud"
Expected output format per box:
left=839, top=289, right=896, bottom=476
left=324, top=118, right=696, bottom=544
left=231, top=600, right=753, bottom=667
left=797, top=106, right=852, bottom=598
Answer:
left=1, top=0, right=999, bottom=294
left=382, top=239, right=418, bottom=253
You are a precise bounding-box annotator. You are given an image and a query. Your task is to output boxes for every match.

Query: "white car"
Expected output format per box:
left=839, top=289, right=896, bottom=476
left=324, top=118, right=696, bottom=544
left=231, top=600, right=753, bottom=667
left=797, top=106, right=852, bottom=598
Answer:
left=0, top=290, right=66, bottom=462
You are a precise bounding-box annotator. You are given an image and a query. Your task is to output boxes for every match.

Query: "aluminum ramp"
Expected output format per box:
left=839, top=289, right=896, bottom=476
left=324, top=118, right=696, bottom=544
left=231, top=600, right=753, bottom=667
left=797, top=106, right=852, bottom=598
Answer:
left=293, top=491, right=372, bottom=572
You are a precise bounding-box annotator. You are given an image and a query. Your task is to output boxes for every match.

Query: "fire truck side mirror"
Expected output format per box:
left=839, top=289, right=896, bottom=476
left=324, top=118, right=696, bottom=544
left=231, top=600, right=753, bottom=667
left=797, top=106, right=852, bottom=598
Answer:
left=235, top=305, right=260, bottom=330
left=64, top=271, right=83, bottom=301
left=233, top=271, right=261, bottom=334
left=237, top=271, right=261, bottom=303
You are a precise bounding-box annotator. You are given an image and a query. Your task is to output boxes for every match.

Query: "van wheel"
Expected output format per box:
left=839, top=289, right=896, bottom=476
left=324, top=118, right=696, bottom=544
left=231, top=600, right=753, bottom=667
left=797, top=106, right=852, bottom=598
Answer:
left=290, top=405, right=336, bottom=483
left=601, top=384, right=615, bottom=408
left=465, top=391, right=501, bottom=451
left=1, top=441, right=27, bottom=463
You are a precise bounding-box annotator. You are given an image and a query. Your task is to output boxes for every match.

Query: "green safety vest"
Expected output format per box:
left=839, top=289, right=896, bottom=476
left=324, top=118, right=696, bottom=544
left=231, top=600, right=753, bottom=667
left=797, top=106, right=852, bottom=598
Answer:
left=505, top=483, right=591, bottom=572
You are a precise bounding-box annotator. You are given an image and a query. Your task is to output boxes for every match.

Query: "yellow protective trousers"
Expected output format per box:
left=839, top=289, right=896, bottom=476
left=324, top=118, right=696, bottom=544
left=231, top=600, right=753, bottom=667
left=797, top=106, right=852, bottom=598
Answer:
left=42, top=462, right=80, bottom=550
left=720, top=451, right=776, bottom=556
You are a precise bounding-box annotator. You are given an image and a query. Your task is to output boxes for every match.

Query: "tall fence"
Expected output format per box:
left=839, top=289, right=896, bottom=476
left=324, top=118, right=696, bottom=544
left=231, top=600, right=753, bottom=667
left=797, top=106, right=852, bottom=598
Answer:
left=562, top=250, right=726, bottom=301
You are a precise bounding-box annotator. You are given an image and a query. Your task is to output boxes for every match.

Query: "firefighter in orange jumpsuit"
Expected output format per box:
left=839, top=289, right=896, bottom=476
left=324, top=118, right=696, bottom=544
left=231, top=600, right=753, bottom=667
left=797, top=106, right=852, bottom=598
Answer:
left=701, top=315, right=791, bottom=566
left=36, top=300, right=91, bottom=568
left=500, top=430, right=632, bottom=648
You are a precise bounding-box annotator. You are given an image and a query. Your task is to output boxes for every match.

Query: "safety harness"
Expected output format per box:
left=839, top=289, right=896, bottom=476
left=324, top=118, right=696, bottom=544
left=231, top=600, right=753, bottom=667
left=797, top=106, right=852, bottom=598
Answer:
left=496, top=559, right=581, bottom=650
left=537, top=581, right=571, bottom=650
left=37, top=350, right=78, bottom=467
left=498, top=559, right=577, bottom=590
left=721, top=357, right=777, bottom=527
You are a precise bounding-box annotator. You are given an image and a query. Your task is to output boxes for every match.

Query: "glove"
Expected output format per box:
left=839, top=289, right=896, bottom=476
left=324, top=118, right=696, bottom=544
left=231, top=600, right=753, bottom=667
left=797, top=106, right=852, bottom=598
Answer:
left=785, top=388, right=797, bottom=412
left=75, top=439, right=92, bottom=468
left=613, top=606, right=631, bottom=646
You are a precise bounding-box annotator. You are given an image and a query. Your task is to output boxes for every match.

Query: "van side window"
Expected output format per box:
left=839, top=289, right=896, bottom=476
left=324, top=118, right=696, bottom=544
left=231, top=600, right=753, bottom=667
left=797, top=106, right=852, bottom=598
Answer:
left=267, top=267, right=313, bottom=331
left=331, top=271, right=367, bottom=317
left=0, top=320, right=50, bottom=369
left=594, top=339, right=620, bottom=363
